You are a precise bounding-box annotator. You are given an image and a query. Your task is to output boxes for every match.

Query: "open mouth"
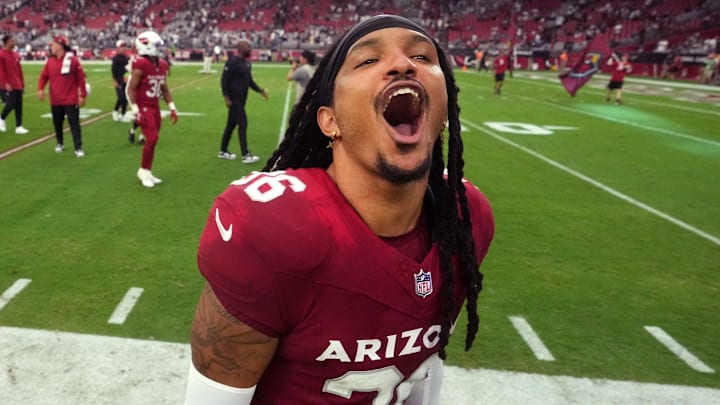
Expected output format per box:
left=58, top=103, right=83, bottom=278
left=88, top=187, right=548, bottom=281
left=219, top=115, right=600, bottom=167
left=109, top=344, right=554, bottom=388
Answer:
left=382, top=85, right=425, bottom=137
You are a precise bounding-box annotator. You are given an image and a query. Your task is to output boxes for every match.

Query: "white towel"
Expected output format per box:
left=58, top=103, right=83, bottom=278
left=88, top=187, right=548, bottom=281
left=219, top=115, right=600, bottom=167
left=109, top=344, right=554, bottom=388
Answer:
left=61, top=52, right=72, bottom=75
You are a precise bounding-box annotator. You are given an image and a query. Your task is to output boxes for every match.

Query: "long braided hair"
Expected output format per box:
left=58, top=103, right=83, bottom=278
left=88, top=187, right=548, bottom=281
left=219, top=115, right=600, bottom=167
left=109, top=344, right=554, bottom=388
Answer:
left=262, top=15, right=483, bottom=360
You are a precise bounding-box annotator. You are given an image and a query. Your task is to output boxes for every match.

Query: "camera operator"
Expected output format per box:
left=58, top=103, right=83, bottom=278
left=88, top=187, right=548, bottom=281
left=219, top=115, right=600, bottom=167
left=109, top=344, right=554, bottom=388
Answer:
left=287, top=50, right=316, bottom=103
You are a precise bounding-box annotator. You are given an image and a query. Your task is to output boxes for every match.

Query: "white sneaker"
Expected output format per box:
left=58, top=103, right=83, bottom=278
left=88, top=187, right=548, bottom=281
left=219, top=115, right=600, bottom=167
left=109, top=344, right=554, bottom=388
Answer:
left=74, top=149, right=85, bottom=158
left=55, top=144, right=64, bottom=153
left=112, top=111, right=121, bottom=121
left=242, top=153, right=260, bottom=164
left=218, top=151, right=237, bottom=160
left=137, top=168, right=154, bottom=188
left=0, top=118, right=6, bottom=132
left=149, top=172, right=162, bottom=184
left=15, top=126, right=28, bottom=134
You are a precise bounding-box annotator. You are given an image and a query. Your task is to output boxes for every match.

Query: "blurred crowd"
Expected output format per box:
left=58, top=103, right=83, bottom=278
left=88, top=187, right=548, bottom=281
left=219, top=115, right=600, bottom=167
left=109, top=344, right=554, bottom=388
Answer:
left=0, top=0, right=718, bottom=59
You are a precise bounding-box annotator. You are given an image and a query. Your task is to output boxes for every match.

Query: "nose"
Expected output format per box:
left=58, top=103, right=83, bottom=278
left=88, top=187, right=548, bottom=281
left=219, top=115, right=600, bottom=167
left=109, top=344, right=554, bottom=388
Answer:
left=385, top=52, right=417, bottom=79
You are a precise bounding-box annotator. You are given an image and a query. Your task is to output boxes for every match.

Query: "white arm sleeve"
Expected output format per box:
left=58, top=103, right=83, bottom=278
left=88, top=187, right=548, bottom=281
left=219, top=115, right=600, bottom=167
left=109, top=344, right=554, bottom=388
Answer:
left=405, top=355, right=444, bottom=405
left=184, top=363, right=256, bottom=405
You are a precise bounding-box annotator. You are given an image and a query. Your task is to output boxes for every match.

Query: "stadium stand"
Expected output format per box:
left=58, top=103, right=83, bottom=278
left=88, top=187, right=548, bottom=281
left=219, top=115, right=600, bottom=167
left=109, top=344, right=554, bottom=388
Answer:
left=0, top=0, right=717, bottom=81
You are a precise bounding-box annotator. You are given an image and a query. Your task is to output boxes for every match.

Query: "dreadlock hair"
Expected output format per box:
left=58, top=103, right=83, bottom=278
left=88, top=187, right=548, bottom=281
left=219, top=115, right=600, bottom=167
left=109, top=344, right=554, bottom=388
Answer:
left=262, top=15, right=484, bottom=360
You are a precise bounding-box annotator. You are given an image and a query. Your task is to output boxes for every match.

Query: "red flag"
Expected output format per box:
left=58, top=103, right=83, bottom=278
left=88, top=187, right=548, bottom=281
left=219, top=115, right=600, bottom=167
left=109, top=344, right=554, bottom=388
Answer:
left=507, top=16, right=515, bottom=75
left=559, top=35, right=613, bottom=97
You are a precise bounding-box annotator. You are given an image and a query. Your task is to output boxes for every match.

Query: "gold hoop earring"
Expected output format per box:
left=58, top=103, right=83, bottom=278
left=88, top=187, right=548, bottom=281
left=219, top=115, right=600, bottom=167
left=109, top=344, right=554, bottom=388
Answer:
left=326, top=131, right=339, bottom=149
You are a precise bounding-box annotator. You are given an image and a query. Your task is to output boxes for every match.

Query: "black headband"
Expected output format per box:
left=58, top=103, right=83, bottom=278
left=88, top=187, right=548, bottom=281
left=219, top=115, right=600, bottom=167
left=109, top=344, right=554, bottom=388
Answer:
left=317, top=14, right=433, bottom=105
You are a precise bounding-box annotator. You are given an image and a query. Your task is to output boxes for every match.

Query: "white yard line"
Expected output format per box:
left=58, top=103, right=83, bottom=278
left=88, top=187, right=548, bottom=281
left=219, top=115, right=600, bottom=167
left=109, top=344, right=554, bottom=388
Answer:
left=0, top=279, right=31, bottom=311
left=1, top=326, right=719, bottom=405
left=278, top=81, right=294, bottom=146
left=509, top=316, right=555, bottom=361
left=460, top=74, right=720, bottom=117
left=514, top=93, right=720, bottom=147
left=644, top=326, right=715, bottom=373
left=0, top=76, right=209, bottom=161
left=107, top=287, right=144, bottom=325
left=462, top=119, right=720, bottom=247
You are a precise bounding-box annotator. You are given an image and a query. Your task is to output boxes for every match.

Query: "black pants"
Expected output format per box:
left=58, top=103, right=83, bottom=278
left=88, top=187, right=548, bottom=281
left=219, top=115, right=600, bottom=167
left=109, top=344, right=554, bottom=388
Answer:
left=220, top=100, right=249, bottom=155
left=114, top=85, right=127, bottom=114
left=1, top=89, right=23, bottom=126
left=52, top=105, right=82, bottom=150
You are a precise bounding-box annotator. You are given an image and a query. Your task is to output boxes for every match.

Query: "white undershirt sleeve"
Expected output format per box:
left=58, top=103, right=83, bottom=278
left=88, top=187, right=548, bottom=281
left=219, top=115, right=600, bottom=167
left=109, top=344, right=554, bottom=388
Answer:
left=184, top=362, right=256, bottom=405
left=405, top=355, right=444, bottom=405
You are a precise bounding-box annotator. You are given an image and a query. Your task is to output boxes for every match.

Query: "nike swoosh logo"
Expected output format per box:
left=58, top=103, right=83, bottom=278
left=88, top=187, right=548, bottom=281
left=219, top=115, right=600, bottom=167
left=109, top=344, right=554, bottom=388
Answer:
left=215, top=208, right=233, bottom=242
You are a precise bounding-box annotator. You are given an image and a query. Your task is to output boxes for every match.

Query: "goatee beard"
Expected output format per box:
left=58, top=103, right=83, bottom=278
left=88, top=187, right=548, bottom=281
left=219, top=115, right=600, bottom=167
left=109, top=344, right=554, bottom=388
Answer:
left=376, top=152, right=431, bottom=185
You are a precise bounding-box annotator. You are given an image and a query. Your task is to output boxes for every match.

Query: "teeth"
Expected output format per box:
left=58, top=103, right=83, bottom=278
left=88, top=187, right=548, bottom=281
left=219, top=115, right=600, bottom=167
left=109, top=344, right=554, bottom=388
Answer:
left=383, top=88, right=420, bottom=111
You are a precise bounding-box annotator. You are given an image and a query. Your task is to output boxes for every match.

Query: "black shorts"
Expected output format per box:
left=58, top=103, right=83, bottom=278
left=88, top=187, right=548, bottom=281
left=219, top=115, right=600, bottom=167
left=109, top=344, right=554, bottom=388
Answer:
left=495, top=72, right=505, bottom=82
left=607, top=80, right=623, bottom=90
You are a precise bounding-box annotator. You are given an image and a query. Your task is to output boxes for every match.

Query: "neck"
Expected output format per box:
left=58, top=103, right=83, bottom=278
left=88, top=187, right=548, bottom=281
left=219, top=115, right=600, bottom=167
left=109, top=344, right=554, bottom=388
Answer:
left=326, top=162, right=427, bottom=237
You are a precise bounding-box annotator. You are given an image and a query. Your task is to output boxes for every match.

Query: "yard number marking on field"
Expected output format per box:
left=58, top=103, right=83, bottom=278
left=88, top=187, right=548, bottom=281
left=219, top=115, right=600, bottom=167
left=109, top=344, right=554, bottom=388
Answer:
left=108, top=287, right=144, bottom=325
left=509, top=316, right=556, bottom=361
left=644, top=326, right=715, bottom=373
left=462, top=118, right=720, bottom=247
left=0, top=278, right=32, bottom=311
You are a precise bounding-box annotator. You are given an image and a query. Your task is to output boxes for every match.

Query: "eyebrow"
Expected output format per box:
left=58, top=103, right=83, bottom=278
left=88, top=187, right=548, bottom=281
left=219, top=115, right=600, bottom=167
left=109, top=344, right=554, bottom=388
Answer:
left=348, top=33, right=433, bottom=55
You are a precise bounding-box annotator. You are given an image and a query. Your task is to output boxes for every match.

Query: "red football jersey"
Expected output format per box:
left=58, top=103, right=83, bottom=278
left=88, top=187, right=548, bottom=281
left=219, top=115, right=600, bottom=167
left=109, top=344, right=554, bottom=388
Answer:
left=197, top=168, right=494, bottom=404
left=494, top=55, right=508, bottom=74
left=131, top=56, right=168, bottom=109
left=610, top=60, right=631, bottom=82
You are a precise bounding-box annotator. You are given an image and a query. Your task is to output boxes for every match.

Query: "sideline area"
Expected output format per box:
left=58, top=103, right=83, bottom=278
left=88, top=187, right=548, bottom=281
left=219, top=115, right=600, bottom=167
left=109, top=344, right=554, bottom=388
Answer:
left=1, top=326, right=719, bottom=404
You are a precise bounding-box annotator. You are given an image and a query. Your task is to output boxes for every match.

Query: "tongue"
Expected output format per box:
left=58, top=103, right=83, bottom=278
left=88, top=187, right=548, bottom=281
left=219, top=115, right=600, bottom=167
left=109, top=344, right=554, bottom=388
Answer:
left=393, top=123, right=414, bottom=136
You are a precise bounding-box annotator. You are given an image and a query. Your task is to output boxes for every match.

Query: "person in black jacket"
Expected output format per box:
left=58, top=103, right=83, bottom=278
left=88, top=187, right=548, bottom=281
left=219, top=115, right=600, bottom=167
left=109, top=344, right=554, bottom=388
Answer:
left=111, top=40, right=130, bottom=122
left=218, top=39, right=268, bottom=162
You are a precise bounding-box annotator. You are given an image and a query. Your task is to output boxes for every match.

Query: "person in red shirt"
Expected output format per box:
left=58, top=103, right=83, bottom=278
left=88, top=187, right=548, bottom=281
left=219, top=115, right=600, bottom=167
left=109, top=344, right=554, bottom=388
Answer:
left=38, top=35, right=87, bottom=157
left=126, top=31, right=178, bottom=188
left=606, top=53, right=632, bottom=105
left=494, top=50, right=509, bottom=95
left=185, top=14, right=494, bottom=405
left=0, top=34, right=29, bottom=134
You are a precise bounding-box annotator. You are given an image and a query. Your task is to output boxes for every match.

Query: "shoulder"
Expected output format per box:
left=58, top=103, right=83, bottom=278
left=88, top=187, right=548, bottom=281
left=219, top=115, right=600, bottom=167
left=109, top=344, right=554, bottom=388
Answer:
left=159, top=59, right=170, bottom=74
left=462, top=179, right=495, bottom=258
left=133, top=56, right=152, bottom=70
left=202, top=169, right=332, bottom=275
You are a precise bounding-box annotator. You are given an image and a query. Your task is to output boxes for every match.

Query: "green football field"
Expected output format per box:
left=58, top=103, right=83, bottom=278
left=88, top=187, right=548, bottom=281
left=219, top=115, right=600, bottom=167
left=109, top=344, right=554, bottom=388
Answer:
left=0, top=61, right=718, bottom=396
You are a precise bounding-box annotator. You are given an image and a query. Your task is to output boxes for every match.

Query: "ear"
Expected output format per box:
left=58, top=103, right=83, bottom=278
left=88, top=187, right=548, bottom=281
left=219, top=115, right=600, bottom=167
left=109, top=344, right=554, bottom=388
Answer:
left=317, top=106, right=338, bottom=137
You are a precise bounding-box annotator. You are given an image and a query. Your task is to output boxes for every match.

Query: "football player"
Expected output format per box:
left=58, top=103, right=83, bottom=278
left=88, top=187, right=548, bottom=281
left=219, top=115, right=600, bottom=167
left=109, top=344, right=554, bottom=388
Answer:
left=126, top=31, right=178, bottom=188
left=186, top=15, right=495, bottom=404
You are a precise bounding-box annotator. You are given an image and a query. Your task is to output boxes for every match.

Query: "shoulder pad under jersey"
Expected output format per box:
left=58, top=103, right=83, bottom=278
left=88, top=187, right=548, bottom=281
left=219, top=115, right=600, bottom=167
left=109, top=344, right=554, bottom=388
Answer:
left=219, top=170, right=331, bottom=277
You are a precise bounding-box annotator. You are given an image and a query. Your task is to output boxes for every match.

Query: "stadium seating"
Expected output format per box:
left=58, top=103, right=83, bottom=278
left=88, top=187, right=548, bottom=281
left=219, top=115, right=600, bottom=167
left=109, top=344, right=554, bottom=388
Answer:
left=0, top=0, right=716, bottom=69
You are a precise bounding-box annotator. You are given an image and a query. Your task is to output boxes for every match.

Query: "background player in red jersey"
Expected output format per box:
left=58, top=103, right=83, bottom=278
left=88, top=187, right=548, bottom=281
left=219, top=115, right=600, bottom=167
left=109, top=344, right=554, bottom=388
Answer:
left=38, top=35, right=87, bottom=157
left=606, top=53, right=632, bottom=105
left=493, top=49, right=509, bottom=95
left=126, top=31, right=178, bottom=188
left=0, top=34, right=29, bottom=135
left=185, top=14, right=495, bottom=405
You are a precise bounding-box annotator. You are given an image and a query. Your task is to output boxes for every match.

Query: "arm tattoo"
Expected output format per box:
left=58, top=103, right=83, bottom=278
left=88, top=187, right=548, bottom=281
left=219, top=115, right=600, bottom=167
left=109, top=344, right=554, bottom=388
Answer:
left=190, top=284, right=276, bottom=383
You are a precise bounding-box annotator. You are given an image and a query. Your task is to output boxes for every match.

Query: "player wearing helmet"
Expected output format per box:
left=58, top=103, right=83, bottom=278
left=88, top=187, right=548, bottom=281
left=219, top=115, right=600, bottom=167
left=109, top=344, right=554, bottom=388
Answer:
left=127, top=31, right=178, bottom=188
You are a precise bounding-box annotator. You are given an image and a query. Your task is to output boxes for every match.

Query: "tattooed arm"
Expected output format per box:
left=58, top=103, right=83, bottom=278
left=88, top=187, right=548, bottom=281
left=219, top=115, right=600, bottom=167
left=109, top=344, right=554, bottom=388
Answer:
left=189, top=283, right=278, bottom=387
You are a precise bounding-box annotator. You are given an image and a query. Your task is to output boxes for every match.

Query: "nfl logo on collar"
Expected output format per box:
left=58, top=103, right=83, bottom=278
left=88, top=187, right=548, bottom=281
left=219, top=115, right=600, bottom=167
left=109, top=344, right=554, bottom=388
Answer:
left=414, top=269, right=433, bottom=298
